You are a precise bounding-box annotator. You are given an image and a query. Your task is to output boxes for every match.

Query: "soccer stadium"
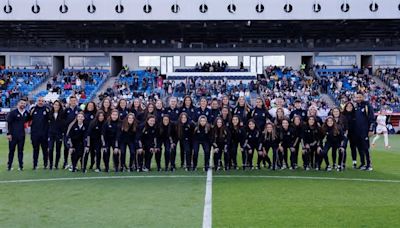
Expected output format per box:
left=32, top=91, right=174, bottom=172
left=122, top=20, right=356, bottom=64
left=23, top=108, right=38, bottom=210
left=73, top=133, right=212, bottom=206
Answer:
left=1, top=0, right=400, bottom=227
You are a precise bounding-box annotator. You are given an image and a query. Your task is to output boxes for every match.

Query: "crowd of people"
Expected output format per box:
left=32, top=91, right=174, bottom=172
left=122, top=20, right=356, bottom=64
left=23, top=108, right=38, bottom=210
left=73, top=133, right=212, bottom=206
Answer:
left=326, top=69, right=400, bottom=112
left=6, top=87, right=378, bottom=173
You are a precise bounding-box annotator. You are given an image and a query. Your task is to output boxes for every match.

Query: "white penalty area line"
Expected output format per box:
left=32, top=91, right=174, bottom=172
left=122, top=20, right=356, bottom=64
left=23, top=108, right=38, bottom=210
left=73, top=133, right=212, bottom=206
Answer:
left=0, top=175, right=400, bottom=185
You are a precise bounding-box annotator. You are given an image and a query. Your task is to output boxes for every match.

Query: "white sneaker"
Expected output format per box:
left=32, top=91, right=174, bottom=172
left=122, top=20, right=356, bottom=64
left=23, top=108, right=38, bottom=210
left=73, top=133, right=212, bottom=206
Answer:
left=142, top=168, right=149, bottom=172
left=95, top=169, right=100, bottom=173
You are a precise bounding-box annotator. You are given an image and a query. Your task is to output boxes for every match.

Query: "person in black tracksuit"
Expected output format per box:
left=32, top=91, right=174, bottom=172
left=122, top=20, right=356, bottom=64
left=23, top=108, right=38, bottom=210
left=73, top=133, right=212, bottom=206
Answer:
left=6, top=99, right=29, bottom=171
left=29, top=97, right=50, bottom=169
left=131, top=98, right=144, bottom=122
left=320, top=116, right=346, bottom=171
left=331, top=107, right=349, bottom=169
left=83, top=101, right=97, bottom=126
left=101, top=110, right=121, bottom=172
left=195, top=97, right=211, bottom=123
left=85, top=111, right=105, bottom=172
left=66, top=112, right=87, bottom=172
left=180, top=95, right=196, bottom=123
left=209, top=99, right=221, bottom=125
left=48, top=100, right=65, bottom=170
left=353, top=93, right=375, bottom=170
left=289, top=99, right=307, bottom=122
left=176, top=113, right=194, bottom=170
left=233, top=96, right=250, bottom=126
left=142, top=102, right=160, bottom=124
left=229, top=115, right=245, bottom=170
left=137, top=115, right=158, bottom=171
left=302, top=116, right=321, bottom=170
left=119, top=113, right=137, bottom=172
left=251, top=97, right=272, bottom=131
left=193, top=115, right=212, bottom=171
left=342, top=102, right=358, bottom=169
left=63, top=96, right=80, bottom=169
left=117, top=99, right=129, bottom=121
left=259, top=122, right=279, bottom=170
left=212, top=117, right=230, bottom=171
left=278, top=119, right=296, bottom=169
left=164, top=97, right=180, bottom=123
left=220, top=106, right=232, bottom=129
left=291, top=115, right=303, bottom=168
left=158, top=115, right=177, bottom=171
left=179, top=97, right=196, bottom=168
left=242, top=119, right=261, bottom=170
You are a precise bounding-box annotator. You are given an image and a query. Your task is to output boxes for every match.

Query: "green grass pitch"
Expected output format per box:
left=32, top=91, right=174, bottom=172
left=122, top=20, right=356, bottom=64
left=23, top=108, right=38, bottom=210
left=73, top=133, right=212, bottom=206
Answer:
left=0, top=135, right=399, bottom=227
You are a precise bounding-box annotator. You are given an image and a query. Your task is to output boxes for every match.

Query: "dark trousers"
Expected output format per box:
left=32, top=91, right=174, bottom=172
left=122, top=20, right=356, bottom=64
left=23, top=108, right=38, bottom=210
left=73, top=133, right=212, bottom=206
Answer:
left=213, top=144, right=228, bottom=170
left=243, top=146, right=256, bottom=169
left=32, top=134, right=48, bottom=168
left=71, top=144, right=84, bottom=171
left=88, top=141, right=102, bottom=170
left=348, top=136, right=357, bottom=162
left=355, top=135, right=371, bottom=167
left=259, top=146, right=274, bottom=168
left=120, top=141, right=136, bottom=170
left=63, top=135, right=70, bottom=166
left=279, top=146, right=289, bottom=167
left=180, top=140, right=192, bottom=169
left=229, top=141, right=239, bottom=169
left=103, top=145, right=118, bottom=172
left=179, top=141, right=185, bottom=167
left=8, top=135, right=25, bottom=169
left=192, top=140, right=210, bottom=170
left=48, top=134, right=63, bottom=169
left=143, top=147, right=161, bottom=170
left=303, top=145, right=318, bottom=168
left=161, top=140, right=176, bottom=170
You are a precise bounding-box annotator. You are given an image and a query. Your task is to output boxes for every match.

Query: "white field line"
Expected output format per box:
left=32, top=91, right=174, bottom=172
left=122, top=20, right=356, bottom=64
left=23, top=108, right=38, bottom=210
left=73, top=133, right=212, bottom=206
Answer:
left=202, top=168, right=213, bottom=228
left=0, top=175, right=400, bottom=185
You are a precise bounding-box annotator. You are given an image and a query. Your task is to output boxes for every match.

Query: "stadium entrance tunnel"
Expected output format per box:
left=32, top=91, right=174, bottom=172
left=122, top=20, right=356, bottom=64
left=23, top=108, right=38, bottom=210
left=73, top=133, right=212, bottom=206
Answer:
left=111, top=56, right=123, bottom=77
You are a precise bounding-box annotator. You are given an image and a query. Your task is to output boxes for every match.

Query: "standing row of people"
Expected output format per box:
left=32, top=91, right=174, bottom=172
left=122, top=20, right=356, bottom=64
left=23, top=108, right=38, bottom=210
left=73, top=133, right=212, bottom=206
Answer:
left=6, top=92, right=375, bottom=172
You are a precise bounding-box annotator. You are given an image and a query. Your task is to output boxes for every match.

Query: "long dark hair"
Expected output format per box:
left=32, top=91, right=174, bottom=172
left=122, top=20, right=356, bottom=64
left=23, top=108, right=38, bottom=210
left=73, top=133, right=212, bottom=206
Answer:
left=89, top=110, right=105, bottom=130
left=84, top=101, right=97, bottom=114
left=51, top=100, right=64, bottom=114
left=121, top=113, right=137, bottom=132
left=213, top=117, right=227, bottom=139
left=176, top=112, right=189, bottom=139
left=322, top=116, right=340, bottom=136
left=159, top=114, right=172, bottom=136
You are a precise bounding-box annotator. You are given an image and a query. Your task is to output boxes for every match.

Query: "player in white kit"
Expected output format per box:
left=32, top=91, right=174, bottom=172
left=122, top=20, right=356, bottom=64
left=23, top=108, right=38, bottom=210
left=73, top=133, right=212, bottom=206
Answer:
left=371, top=108, right=391, bottom=149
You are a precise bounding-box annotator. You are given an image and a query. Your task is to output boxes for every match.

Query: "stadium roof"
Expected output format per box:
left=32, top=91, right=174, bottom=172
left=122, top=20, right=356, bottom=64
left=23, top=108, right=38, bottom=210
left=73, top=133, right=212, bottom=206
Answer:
left=1, top=20, right=400, bottom=52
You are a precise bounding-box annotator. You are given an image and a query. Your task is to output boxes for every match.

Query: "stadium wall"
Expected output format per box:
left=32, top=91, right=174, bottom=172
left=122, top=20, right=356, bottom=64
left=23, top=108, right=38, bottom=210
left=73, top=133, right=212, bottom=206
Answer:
left=1, top=51, right=399, bottom=72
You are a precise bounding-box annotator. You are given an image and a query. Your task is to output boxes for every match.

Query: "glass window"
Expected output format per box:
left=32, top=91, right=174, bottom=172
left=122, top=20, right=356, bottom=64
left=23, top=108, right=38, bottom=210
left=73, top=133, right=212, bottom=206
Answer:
left=173, top=56, right=181, bottom=67
left=263, top=55, right=285, bottom=66
left=84, top=56, right=110, bottom=67
left=243, top=56, right=250, bottom=66
left=374, top=55, right=397, bottom=66
left=10, top=55, right=30, bottom=67
left=184, top=56, right=238, bottom=67
left=69, top=57, right=84, bottom=67
left=315, top=56, right=341, bottom=66
left=30, top=56, right=52, bottom=66
left=139, top=56, right=161, bottom=67
left=341, top=56, right=356, bottom=65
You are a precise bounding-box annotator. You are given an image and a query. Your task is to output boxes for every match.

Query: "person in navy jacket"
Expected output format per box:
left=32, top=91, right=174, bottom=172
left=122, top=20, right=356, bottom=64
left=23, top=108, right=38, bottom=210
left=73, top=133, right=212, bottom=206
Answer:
left=48, top=100, right=65, bottom=170
left=164, top=97, right=180, bottom=123
left=7, top=98, right=29, bottom=171
left=195, top=97, right=211, bottom=123
left=353, top=93, right=375, bottom=171
left=29, top=96, right=50, bottom=170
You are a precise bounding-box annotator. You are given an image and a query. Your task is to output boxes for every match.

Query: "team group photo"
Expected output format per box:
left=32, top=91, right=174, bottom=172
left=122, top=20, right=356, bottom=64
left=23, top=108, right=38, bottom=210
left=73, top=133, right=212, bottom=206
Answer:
left=0, top=0, right=400, bottom=227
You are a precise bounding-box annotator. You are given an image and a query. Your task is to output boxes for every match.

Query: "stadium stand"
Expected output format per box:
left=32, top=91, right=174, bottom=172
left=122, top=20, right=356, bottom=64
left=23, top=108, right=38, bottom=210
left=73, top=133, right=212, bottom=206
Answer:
left=34, top=68, right=108, bottom=104
left=0, top=68, right=49, bottom=108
